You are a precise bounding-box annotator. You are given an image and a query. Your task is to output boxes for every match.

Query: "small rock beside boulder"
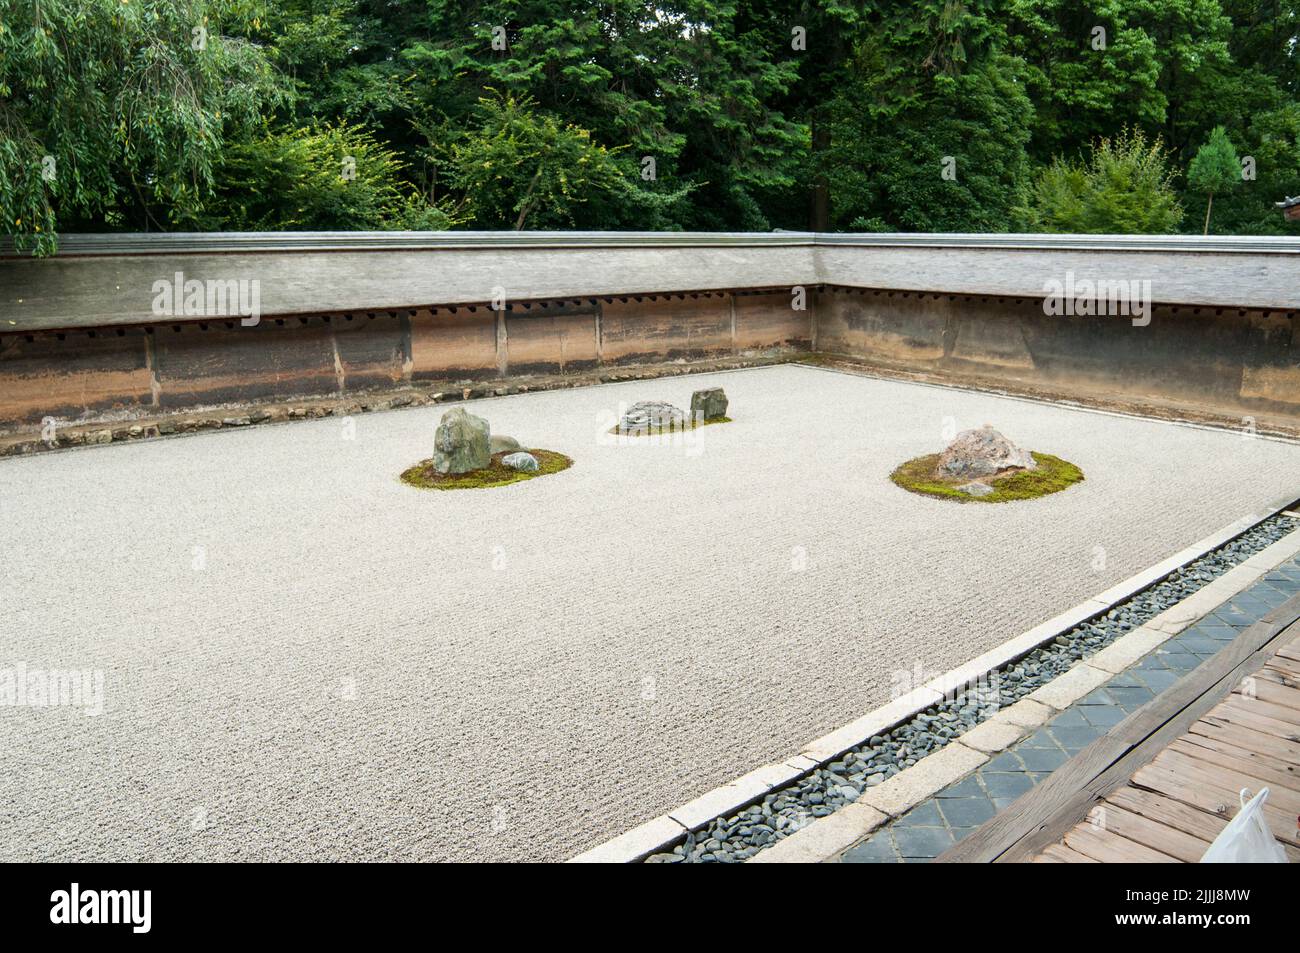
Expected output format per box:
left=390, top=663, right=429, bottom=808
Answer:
left=938, top=425, right=1036, bottom=479
left=490, top=434, right=521, bottom=454
left=690, top=387, right=728, bottom=422
left=502, top=452, right=539, bottom=472
left=434, top=407, right=490, bottom=474
left=957, top=481, right=995, bottom=497
left=616, top=400, right=685, bottom=434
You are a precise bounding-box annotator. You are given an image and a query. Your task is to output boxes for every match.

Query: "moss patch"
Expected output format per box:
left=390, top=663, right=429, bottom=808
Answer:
left=401, top=449, right=573, bottom=491
left=890, top=452, right=1084, bottom=503
left=608, top=416, right=732, bottom=437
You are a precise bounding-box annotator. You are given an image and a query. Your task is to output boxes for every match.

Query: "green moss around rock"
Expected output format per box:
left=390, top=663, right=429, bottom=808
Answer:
left=890, top=451, right=1084, bottom=503
left=401, top=448, right=573, bottom=490
left=608, top=416, right=732, bottom=437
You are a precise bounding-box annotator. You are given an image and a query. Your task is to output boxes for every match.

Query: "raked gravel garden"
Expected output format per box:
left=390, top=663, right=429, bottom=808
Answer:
left=4, top=364, right=1300, bottom=862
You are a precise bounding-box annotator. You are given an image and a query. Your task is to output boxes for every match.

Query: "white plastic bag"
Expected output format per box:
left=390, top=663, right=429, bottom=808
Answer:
left=1200, top=788, right=1288, bottom=863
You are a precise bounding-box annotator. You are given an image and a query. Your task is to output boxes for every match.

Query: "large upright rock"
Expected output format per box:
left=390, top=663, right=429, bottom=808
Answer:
left=434, top=407, right=490, bottom=474
left=690, top=387, right=729, bottom=422
left=937, top=426, right=1036, bottom=479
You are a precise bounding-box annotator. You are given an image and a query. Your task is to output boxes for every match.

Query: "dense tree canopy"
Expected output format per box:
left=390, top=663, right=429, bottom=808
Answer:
left=2, top=0, right=1298, bottom=250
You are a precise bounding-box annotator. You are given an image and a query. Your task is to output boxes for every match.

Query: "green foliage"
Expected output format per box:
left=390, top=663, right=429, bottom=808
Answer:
left=4, top=0, right=1300, bottom=245
left=1188, top=128, right=1242, bottom=196
left=1200, top=104, right=1300, bottom=236
left=1187, top=126, right=1241, bottom=233
left=1005, top=0, right=1234, bottom=160
left=187, top=121, right=457, bottom=230
left=825, top=42, right=1035, bottom=232
left=0, top=0, right=286, bottom=253
left=400, top=1, right=805, bottom=230
left=1020, top=130, right=1183, bottom=234
left=441, top=93, right=626, bottom=230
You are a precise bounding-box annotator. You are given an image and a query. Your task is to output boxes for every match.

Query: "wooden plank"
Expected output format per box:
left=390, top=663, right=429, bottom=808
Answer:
left=1131, top=760, right=1300, bottom=848
left=1262, top=655, right=1300, bottom=679
left=937, top=595, right=1300, bottom=863
left=1085, top=803, right=1211, bottom=862
left=1150, top=748, right=1300, bottom=811
left=1104, top=786, right=1300, bottom=862
left=1233, top=676, right=1300, bottom=712
left=1168, top=738, right=1300, bottom=795
left=1038, top=843, right=1098, bottom=863
left=1104, top=786, right=1222, bottom=844
left=1183, top=721, right=1300, bottom=776
left=1219, top=695, right=1300, bottom=732
left=1063, top=824, right=1180, bottom=863
left=1204, top=702, right=1300, bottom=742
left=1258, top=654, right=1300, bottom=679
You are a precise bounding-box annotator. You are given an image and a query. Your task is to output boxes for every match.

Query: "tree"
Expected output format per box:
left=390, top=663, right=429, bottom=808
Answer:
left=823, top=2, right=1034, bottom=232
left=439, top=93, right=626, bottom=230
left=5, top=0, right=1299, bottom=241
left=1005, top=0, right=1234, bottom=162
left=1187, top=126, right=1241, bottom=234
left=1020, top=130, right=1183, bottom=234
left=186, top=122, right=459, bottom=231
left=1194, top=103, right=1300, bottom=235
left=399, top=1, right=805, bottom=230
left=0, top=0, right=285, bottom=254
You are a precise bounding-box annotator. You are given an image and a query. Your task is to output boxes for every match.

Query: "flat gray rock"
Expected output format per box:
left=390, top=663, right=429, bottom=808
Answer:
left=938, top=425, right=1036, bottom=479
left=490, top=434, right=521, bottom=454
left=502, top=452, right=539, bottom=472
left=433, top=407, right=490, bottom=474
left=616, top=400, right=685, bottom=433
left=958, top=481, right=995, bottom=497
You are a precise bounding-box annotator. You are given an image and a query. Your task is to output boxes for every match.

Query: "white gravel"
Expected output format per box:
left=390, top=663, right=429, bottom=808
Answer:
left=1, top=363, right=1297, bottom=861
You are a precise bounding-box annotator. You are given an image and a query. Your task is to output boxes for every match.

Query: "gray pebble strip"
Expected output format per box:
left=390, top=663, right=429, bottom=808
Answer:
left=646, top=513, right=1297, bottom=863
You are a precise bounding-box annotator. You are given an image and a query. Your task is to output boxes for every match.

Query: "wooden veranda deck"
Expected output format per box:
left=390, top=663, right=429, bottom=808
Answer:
left=938, top=593, right=1300, bottom=863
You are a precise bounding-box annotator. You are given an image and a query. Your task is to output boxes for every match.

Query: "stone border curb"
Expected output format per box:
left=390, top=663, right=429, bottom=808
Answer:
left=565, top=758, right=819, bottom=864
left=566, top=815, right=687, bottom=864
left=747, top=803, right=889, bottom=864
left=857, top=743, right=989, bottom=817
left=800, top=688, right=943, bottom=765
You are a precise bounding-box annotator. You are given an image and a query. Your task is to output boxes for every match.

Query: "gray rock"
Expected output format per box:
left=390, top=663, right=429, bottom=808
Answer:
left=616, top=400, right=685, bottom=433
left=957, top=481, right=995, bottom=497
left=690, top=387, right=729, bottom=422
left=490, top=434, right=521, bottom=454
left=938, top=425, right=1036, bottom=479
left=502, top=451, right=539, bottom=472
left=433, top=407, right=490, bottom=474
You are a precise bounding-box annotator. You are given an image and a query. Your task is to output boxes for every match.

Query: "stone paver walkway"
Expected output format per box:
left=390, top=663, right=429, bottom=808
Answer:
left=840, top=555, right=1300, bottom=862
